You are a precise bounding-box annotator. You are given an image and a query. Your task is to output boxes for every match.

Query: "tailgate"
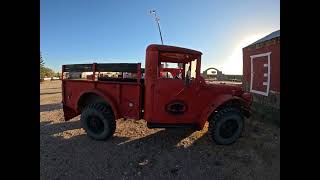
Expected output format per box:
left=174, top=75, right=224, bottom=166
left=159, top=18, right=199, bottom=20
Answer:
left=62, top=80, right=82, bottom=121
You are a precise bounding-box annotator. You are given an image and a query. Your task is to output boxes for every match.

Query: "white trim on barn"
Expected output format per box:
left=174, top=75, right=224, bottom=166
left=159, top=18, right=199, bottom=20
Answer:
left=250, top=52, right=271, bottom=58
left=250, top=52, right=271, bottom=96
left=250, top=89, right=268, bottom=96
left=270, top=90, right=280, bottom=94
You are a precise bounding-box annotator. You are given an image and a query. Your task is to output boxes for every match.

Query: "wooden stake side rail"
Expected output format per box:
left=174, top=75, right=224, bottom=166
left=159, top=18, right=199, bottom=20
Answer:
left=62, top=63, right=142, bottom=83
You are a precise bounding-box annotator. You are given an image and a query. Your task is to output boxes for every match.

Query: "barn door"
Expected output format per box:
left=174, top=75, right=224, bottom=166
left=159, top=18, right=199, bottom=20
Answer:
left=250, top=52, right=271, bottom=96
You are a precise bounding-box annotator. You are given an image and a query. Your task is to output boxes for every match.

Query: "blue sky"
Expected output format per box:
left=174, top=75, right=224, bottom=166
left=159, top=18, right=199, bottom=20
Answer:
left=40, top=0, right=279, bottom=75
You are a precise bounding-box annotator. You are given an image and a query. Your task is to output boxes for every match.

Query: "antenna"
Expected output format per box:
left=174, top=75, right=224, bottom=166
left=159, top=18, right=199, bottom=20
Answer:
left=150, top=9, right=168, bottom=68
left=149, top=9, right=164, bottom=45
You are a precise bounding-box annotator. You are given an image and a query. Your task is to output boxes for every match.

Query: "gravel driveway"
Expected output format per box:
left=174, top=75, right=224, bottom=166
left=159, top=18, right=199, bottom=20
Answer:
left=40, top=80, right=280, bottom=180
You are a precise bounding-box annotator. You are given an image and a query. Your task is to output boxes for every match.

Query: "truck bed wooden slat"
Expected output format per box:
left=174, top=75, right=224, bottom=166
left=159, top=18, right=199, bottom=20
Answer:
left=63, top=63, right=140, bottom=73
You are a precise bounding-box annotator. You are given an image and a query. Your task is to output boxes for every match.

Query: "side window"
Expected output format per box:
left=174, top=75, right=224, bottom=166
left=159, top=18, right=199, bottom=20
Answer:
left=184, top=59, right=197, bottom=80
left=191, top=59, right=197, bottom=79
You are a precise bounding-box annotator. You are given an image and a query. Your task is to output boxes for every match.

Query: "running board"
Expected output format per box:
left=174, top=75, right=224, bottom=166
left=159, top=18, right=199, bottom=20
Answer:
left=147, top=123, right=197, bottom=129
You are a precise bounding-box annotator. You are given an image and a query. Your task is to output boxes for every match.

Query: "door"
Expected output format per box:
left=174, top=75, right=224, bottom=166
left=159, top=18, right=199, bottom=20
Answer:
left=151, top=60, right=200, bottom=124
left=250, top=52, right=271, bottom=96
left=152, top=78, right=199, bottom=124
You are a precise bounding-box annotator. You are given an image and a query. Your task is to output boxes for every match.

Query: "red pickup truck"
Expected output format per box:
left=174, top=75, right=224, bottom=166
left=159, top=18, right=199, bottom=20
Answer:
left=62, top=44, right=252, bottom=145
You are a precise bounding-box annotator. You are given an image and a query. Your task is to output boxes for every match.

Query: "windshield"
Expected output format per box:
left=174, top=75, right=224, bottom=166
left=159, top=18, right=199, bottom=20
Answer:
left=161, top=71, right=173, bottom=78
left=158, top=51, right=199, bottom=80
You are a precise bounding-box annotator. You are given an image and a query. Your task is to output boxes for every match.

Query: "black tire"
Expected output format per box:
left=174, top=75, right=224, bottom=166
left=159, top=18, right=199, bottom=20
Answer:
left=80, top=103, right=116, bottom=140
left=208, top=107, right=244, bottom=145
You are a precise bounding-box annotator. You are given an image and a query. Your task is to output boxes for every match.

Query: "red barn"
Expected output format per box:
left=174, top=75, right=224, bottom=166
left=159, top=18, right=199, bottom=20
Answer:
left=242, top=30, right=280, bottom=124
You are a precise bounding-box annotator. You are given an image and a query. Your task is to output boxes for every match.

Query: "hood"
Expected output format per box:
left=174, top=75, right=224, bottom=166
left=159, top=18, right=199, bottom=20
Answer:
left=205, top=82, right=244, bottom=96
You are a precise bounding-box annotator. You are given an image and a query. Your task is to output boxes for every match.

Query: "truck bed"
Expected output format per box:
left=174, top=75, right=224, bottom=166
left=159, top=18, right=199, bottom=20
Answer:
left=97, top=77, right=145, bottom=84
left=62, top=63, right=144, bottom=121
left=63, top=79, right=144, bottom=120
left=205, top=80, right=242, bottom=85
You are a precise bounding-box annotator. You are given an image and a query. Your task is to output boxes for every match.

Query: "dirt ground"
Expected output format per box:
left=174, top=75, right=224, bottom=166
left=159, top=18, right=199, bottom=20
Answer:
left=40, top=80, right=280, bottom=180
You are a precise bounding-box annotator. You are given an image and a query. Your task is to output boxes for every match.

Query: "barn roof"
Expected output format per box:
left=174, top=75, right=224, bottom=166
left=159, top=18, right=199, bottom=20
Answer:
left=245, top=30, right=280, bottom=48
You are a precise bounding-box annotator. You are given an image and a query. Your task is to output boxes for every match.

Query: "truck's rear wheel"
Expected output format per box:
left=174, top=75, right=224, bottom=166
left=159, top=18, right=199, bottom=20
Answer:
left=80, top=103, right=116, bottom=140
left=208, top=107, right=244, bottom=145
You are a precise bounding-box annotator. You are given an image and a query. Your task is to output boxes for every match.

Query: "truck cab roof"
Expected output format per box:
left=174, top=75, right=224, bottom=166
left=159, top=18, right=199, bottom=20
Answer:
left=146, top=44, right=202, bottom=56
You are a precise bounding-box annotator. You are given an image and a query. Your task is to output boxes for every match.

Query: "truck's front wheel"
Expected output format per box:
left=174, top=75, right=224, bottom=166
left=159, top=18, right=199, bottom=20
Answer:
left=208, top=107, right=244, bottom=145
left=80, top=103, right=116, bottom=140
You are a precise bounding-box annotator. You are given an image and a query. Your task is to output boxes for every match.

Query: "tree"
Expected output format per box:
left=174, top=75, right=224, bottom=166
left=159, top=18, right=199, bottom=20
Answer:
left=40, top=52, right=45, bottom=79
left=56, top=72, right=61, bottom=78
left=40, top=52, right=55, bottom=79
left=43, top=67, right=55, bottom=77
left=40, top=53, right=44, bottom=67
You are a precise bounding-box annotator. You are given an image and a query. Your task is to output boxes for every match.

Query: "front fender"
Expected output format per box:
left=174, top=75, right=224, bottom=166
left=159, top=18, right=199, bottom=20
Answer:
left=197, top=95, right=249, bottom=130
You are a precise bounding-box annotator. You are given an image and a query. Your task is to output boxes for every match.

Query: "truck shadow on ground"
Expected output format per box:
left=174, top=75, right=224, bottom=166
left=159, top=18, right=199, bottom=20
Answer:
left=40, top=103, right=62, bottom=112
left=40, top=119, right=280, bottom=180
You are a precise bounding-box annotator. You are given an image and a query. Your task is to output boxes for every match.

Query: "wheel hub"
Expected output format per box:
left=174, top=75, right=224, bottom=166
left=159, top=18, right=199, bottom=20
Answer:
left=87, top=116, right=104, bottom=134
left=219, top=119, right=239, bottom=139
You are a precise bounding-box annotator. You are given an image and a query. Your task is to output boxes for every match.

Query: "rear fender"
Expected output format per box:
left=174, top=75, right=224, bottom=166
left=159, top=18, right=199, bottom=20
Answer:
left=63, top=104, right=79, bottom=121
left=76, top=89, right=120, bottom=119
